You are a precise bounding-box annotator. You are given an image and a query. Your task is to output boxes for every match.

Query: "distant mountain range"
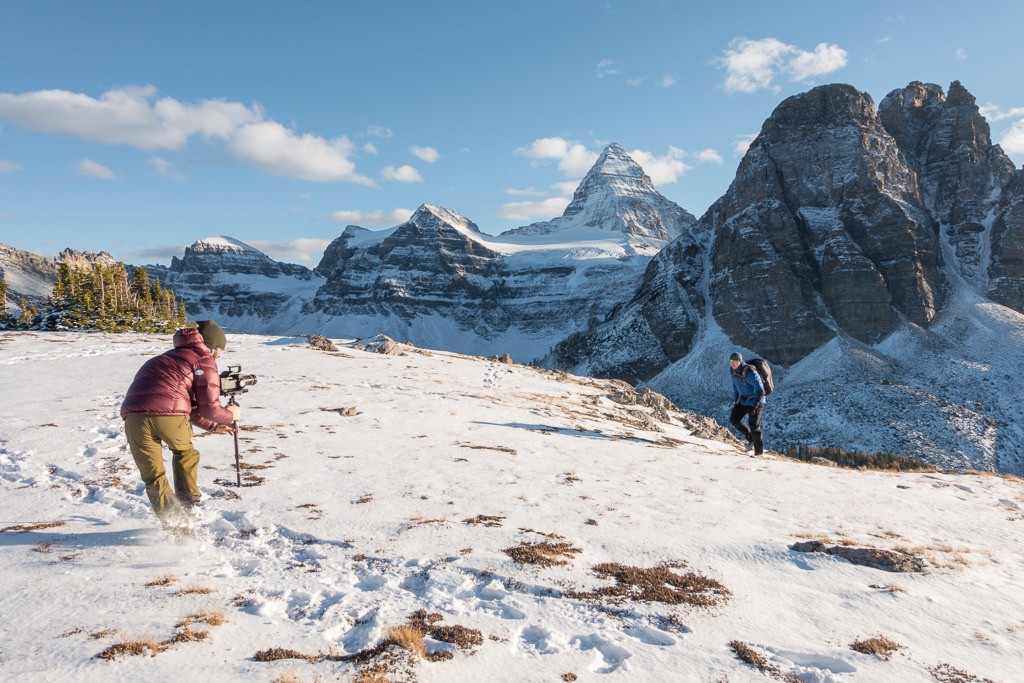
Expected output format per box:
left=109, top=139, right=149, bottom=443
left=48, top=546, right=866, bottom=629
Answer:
left=2, top=82, right=1022, bottom=474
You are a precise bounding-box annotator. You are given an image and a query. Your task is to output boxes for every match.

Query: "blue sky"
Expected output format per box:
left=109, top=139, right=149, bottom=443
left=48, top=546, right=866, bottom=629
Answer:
left=2, top=0, right=1023, bottom=267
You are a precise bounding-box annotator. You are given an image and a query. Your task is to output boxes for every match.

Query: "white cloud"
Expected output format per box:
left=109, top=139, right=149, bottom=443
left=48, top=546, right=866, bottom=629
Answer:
left=78, top=159, right=114, bottom=179
left=787, top=42, right=849, bottom=81
left=979, top=104, right=1024, bottom=122
left=733, top=132, right=758, bottom=155
left=499, top=197, right=571, bottom=221
left=661, top=75, right=677, bottom=89
left=0, top=85, right=260, bottom=150
left=695, top=148, right=724, bottom=164
left=363, top=142, right=379, bottom=155
left=504, top=186, right=546, bottom=196
left=328, top=208, right=414, bottom=227
left=410, top=146, right=440, bottom=163
left=0, top=159, right=21, bottom=172
left=248, top=238, right=331, bottom=265
left=956, top=48, right=968, bottom=61
left=515, top=137, right=598, bottom=176
left=364, top=125, right=393, bottom=139
left=551, top=181, right=580, bottom=195
left=0, top=85, right=384, bottom=185
left=381, top=164, right=423, bottom=183
left=628, top=146, right=690, bottom=185
left=147, top=156, right=187, bottom=181
left=717, top=37, right=848, bottom=94
left=230, top=121, right=374, bottom=185
left=1000, top=119, right=1024, bottom=156
left=596, top=58, right=623, bottom=79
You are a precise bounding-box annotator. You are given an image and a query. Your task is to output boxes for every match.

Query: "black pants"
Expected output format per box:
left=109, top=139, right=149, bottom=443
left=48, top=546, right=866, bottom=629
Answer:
left=730, top=403, right=764, bottom=454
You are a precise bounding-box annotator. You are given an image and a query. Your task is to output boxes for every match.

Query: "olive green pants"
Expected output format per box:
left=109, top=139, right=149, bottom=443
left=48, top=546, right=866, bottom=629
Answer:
left=123, top=414, right=201, bottom=520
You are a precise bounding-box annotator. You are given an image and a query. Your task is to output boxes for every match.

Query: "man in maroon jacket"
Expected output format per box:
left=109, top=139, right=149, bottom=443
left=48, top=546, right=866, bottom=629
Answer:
left=121, top=320, right=240, bottom=525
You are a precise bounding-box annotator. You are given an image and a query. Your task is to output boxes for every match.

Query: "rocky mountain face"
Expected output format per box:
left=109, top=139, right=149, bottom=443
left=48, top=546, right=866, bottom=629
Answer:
left=145, top=236, right=317, bottom=324
left=878, top=81, right=1022, bottom=302
left=0, top=243, right=118, bottom=313
left=561, top=81, right=1024, bottom=377
left=552, top=81, right=1024, bottom=473
left=502, top=142, right=696, bottom=241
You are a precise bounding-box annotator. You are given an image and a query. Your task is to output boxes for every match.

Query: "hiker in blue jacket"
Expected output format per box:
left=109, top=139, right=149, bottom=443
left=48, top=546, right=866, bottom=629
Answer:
left=729, top=351, right=765, bottom=455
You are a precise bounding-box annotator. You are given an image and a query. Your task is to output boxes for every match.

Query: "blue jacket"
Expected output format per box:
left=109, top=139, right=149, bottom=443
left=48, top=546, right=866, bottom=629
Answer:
left=731, top=363, right=764, bottom=407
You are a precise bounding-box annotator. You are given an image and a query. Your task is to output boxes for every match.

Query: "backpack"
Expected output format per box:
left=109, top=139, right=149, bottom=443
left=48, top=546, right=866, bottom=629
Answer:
left=746, top=358, right=774, bottom=396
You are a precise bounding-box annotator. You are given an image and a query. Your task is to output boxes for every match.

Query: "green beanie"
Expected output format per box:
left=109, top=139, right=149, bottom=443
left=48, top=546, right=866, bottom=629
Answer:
left=196, top=320, right=227, bottom=351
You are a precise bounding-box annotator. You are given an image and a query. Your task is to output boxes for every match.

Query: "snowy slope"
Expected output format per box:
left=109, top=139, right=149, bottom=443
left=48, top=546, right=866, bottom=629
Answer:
left=1, top=331, right=1022, bottom=682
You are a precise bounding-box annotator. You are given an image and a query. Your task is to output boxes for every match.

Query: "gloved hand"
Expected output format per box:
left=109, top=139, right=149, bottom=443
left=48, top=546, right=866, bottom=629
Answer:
left=227, top=404, right=241, bottom=422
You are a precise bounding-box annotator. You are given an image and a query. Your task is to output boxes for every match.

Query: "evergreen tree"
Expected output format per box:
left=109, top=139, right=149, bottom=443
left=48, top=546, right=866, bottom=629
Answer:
left=43, top=261, right=188, bottom=332
left=0, top=275, right=8, bottom=318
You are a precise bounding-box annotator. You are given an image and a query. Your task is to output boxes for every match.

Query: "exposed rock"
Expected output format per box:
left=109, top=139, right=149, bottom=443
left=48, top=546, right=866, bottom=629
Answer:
left=708, top=84, right=942, bottom=363
left=307, top=334, right=338, bottom=352
left=879, top=81, right=1019, bottom=293
left=363, top=334, right=403, bottom=355
left=791, top=541, right=924, bottom=572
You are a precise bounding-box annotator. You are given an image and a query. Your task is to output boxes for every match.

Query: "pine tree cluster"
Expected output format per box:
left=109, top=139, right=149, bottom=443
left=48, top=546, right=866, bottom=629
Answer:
left=31, top=262, right=190, bottom=333
left=783, top=444, right=933, bottom=472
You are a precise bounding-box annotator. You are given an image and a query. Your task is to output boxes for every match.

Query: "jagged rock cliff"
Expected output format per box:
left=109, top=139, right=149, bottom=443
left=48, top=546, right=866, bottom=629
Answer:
left=147, top=236, right=319, bottom=326
left=551, top=81, right=1024, bottom=473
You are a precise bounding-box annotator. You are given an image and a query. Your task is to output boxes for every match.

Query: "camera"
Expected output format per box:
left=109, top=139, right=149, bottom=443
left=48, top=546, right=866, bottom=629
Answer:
left=220, top=365, right=258, bottom=396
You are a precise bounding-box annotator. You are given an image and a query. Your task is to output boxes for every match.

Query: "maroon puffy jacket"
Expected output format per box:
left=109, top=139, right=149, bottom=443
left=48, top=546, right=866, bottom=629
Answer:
left=120, top=327, right=236, bottom=431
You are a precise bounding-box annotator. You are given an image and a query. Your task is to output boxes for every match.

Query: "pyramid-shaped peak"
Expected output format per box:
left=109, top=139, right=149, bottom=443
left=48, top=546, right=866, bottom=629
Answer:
left=407, top=203, right=483, bottom=235
left=589, top=143, right=646, bottom=178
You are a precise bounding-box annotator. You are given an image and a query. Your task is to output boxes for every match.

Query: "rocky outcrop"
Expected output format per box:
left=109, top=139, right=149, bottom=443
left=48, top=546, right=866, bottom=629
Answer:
left=879, top=81, right=1019, bottom=292
left=149, top=236, right=318, bottom=326
left=988, top=170, right=1024, bottom=311
left=709, top=84, right=943, bottom=363
left=503, top=142, right=696, bottom=241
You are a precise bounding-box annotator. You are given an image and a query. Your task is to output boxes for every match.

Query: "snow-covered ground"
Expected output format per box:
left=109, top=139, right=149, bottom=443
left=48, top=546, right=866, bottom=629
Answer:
left=1, top=330, right=1022, bottom=682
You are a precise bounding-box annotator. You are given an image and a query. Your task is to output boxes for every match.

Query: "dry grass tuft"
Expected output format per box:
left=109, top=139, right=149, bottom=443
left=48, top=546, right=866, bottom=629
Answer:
left=177, top=610, right=225, bottom=628
left=1, top=521, right=66, bottom=533
left=385, top=624, right=427, bottom=659
left=174, top=583, right=214, bottom=596
left=504, top=541, right=582, bottom=567
left=170, top=626, right=209, bottom=643
left=95, top=638, right=164, bottom=660
left=145, top=574, right=177, bottom=588
left=463, top=515, right=505, bottom=527
left=253, top=647, right=321, bottom=662
left=729, top=640, right=801, bottom=682
left=929, top=663, right=997, bottom=682
left=408, top=609, right=483, bottom=651
left=850, top=636, right=903, bottom=660
left=571, top=563, right=731, bottom=608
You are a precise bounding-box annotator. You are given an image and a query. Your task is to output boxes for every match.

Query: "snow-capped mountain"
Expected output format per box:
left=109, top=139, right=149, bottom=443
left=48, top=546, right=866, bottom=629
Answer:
left=554, top=81, right=1024, bottom=474
left=502, top=142, right=696, bottom=241
left=153, top=145, right=691, bottom=360
left=145, top=237, right=320, bottom=331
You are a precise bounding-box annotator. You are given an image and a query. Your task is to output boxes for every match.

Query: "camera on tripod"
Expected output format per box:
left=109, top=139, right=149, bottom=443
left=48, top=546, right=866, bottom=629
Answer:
left=220, top=365, right=257, bottom=396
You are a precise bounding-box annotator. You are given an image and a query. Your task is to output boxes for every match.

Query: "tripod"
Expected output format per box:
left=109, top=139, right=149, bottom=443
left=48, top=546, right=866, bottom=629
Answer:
left=229, top=394, right=242, bottom=486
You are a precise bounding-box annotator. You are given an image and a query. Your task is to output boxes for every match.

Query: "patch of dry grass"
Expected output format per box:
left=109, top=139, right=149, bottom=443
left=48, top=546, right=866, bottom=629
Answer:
left=173, top=583, right=214, bottom=596
left=929, top=663, right=997, bottom=682
left=570, top=563, right=731, bottom=608
left=504, top=541, right=582, bottom=567
left=850, top=636, right=903, bottom=660
left=96, top=638, right=165, bottom=660
left=254, top=647, right=320, bottom=662
left=1, top=521, right=66, bottom=533
left=729, top=640, right=801, bottom=682
left=145, top=574, right=177, bottom=588
left=463, top=515, right=505, bottom=527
